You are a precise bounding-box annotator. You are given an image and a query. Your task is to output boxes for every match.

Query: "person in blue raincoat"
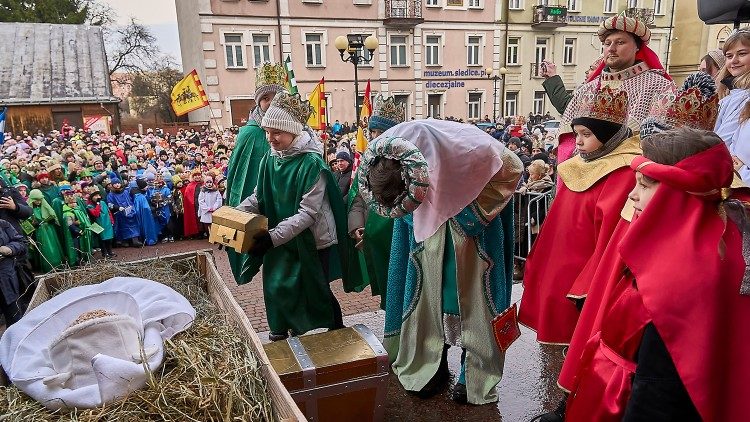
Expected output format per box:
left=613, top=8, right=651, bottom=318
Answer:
left=106, top=177, right=142, bottom=247
left=147, top=173, right=173, bottom=242
left=130, top=179, right=158, bottom=246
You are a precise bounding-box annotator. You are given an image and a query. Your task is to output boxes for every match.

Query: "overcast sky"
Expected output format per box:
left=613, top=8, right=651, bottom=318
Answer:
left=100, top=0, right=183, bottom=66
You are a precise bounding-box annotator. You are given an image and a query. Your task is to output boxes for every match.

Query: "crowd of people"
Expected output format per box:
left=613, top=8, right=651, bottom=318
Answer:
left=1, top=11, right=750, bottom=421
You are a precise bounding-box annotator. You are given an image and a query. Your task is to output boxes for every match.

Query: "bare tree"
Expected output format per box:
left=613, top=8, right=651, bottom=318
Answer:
left=107, top=19, right=159, bottom=76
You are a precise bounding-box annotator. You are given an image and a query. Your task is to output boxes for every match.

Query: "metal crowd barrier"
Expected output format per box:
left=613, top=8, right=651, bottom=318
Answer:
left=513, top=189, right=554, bottom=264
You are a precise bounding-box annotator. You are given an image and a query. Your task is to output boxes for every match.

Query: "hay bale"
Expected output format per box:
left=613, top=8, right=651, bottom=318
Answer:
left=0, top=257, right=276, bottom=422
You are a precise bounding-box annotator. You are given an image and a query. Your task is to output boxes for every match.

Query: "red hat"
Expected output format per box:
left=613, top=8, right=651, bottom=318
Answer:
left=36, top=172, right=50, bottom=181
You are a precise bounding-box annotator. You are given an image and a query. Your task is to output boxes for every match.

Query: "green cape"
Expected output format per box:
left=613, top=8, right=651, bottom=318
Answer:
left=225, top=120, right=270, bottom=284
left=29, top=206, right=64, bottom=272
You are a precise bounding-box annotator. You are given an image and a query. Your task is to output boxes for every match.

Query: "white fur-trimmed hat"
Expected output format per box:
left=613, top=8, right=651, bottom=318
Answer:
left=261, top=91, right=314, bottom=136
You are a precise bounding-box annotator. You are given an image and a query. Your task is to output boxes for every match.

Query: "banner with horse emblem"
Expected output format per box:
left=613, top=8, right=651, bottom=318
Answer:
left=171, top=70, right=209, bottom=116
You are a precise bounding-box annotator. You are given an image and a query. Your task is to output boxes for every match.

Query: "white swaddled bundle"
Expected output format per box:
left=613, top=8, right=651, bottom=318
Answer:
left=0, top=277, right=195, bottom=410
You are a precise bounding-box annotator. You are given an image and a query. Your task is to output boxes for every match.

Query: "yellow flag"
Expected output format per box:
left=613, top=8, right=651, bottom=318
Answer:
left=355, top=80, right=372, bottom=153
left=171, top=69, right=209, bottom=116
left=307, top=78, right=326, bottom=130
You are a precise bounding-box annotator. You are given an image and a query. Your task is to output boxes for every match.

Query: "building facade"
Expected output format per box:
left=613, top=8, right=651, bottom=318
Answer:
left=176, top=0, right=675, bottom=129
left=0, top=23, right=120, bottom=134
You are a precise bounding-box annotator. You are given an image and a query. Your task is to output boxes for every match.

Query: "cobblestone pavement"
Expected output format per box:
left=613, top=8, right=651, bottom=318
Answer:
left=109, top=239, right=381, bottom=332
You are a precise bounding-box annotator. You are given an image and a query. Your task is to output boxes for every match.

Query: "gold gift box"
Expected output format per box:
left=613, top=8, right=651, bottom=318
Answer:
left=208, top=206, right=268, bottom=253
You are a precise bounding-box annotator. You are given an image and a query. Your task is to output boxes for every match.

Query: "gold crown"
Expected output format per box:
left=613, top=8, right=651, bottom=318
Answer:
left=574, top=86, right=628, bottom=125
left=649, top=76, right=719, bottom=131
left=270, top=91, right=315, bottom=123
left=372, top=95, right=406, bottom=123
left=255, top=62, right=286, bottom=90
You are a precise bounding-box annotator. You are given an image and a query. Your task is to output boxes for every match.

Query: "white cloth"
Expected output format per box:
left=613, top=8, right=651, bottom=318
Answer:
left=380, top=120, right=505, bottom=242
left=0, top=277, right=195, bottom=410
left=198, top=189, right=223, bottom=224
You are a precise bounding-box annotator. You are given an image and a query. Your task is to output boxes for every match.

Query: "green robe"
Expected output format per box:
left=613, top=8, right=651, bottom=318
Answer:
left=226, top=119, right=270, bottom=284
left=40, top=184, right=61, bottom=206
left=88, top=200, right=114, bottom=241
left=346, top=171, right=394, bottom=310
left=74, top=198, right=94, bottom=259
left=52, top=198, right=77, bottom=266
left=29, top=207, right=64, bottom=272
left=244, top=149, right=362, bottom=334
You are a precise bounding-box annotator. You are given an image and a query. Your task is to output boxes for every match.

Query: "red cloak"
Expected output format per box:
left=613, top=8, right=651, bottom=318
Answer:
left=567, top=144, right=750, bottom=421
left=519, top=164, right=635, bottom=344
left=182, top=181, right=202, bottom=237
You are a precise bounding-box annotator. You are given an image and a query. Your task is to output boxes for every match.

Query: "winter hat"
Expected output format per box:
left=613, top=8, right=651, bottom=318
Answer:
left=707, top=49, right=726, bottom=70
left=369, top=95, right=406, bottom=133
left=136, top=178, right=148, bottom=190
left=36, top=172, right=50, bottom=181
left=336, top=151, right=353, bottom=165
left=261, top=91, right=314, bottom=137
left=254, top=62, right=286, bottom=102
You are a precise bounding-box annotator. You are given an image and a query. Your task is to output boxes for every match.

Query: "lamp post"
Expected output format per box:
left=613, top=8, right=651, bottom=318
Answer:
left=485, top=67, right=508, bottom=123
left=335, top=34, right=379, bottom=127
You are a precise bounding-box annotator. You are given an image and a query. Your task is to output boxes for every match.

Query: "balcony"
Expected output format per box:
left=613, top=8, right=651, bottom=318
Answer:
left=384, top=0, right=424, bottom=27
left=625, top=7, right=656, bottom=27
left=532, top=5, right=568, bottom=29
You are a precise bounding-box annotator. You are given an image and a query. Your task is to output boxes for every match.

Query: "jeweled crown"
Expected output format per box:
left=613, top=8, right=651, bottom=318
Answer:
left=574, top=86, right=629, bottom=125
left=649, top=72, right=719, bottom=131
left=372, top=95, right=406, bottom=123
left=270, top=91, right=314, bottom=123
left=255, top=62, right=286, bottom=89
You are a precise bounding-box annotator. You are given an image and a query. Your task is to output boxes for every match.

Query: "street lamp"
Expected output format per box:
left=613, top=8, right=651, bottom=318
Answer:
left=335, top=34, right=379, bottom=126
left=485, top=67, right=508, bottom=123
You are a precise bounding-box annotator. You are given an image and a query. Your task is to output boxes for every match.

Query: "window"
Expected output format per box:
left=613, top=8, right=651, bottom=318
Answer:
left=506, top=37, right=520, bottom=65
left=653, top=0, right=663, bottom=14
left=563, top=38, right=576, bottom=65
left=305, top=33, right=323, bottom=67
left=537, top=0, right=550, bottom=5
left=425, top=0, right=439, bottom=6
left=354, top=34, right=375, bottom=67
left=467, top=36, right=482, bottom=66
left=604, top=0, right=616, bottom=13
left=425, top=35, right=441, bottom=66
left=390, top=35, right=408, bottom=67
left=468, top=92, right=482, bottom=120
left=533, top=91, right=545, bottom=115
left=535, top=37, right=548, bottom=66
left=567, top=0, right=581, bottom=11
left=252, top=34, right=271, bottom=67
left=428, top=94, right=442, bottom=118
left=627, top=0, right=638, bottom=7
left=394, top=94, right=410, bottom=119
left=224, top=33, right=244, bottom=68
left=509, top=0, right=523, bottom=9
left=505, top=92, right=518, bottom=118
left=468, top=0, right=481, bottom=7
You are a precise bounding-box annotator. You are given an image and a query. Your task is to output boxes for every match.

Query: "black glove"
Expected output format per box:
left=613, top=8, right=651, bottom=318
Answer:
left=248, top=230, right=273, bottom=257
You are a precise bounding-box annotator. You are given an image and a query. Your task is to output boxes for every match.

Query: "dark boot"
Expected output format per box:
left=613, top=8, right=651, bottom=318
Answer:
left=531, top=395, right=567, bottom=422
left=411, top=344, right=450, bottom=399
left=268, top=331, right=289, bottom=342
left=130, top=238, right=143, bottom=247
left=452, top=382, right=468, bottom=404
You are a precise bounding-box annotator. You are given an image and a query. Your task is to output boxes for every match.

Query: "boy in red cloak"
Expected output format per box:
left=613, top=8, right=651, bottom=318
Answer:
left=538, top=72, right=726, bottom=421
left=181, top=169, right=202, bottom=238
left=565, top=128, right=750, bottom=421
left=519, top=86, right=639, bottom=345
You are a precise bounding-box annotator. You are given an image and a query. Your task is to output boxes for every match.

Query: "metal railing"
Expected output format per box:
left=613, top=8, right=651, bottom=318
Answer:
left=532, top=5, right=568, bottom=25
left=513, top=190, right=555, bottom=266
left=385, top=0, right=423, bottom=19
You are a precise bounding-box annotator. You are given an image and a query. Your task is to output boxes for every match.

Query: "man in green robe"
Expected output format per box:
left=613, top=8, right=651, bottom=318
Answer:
left=226, top=62, right=286, bottom=284
left=347, top=95, right=405, bottom=309
left=51, top=191, right=77, bottom=267
left=37, top=173, right=60, bottom=206
left=237, top=91, right=362, bottom=341
left=27, top=189, right=64, bottom=272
